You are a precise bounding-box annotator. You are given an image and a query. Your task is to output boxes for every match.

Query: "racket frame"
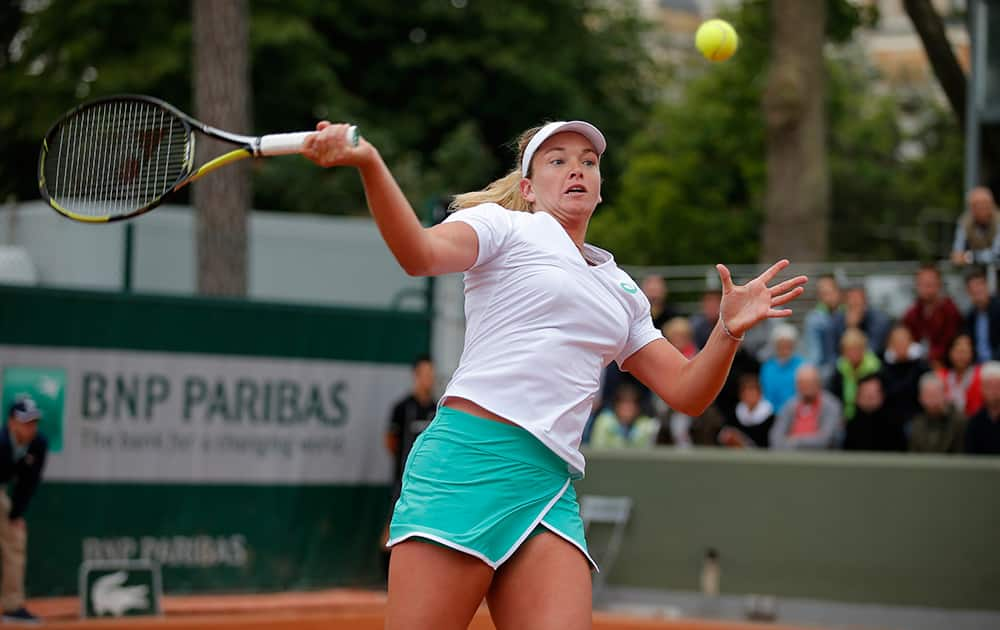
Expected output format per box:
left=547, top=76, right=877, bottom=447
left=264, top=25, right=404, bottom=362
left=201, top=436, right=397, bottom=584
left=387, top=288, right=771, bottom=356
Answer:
left=38, top=94, right=344, bottom=223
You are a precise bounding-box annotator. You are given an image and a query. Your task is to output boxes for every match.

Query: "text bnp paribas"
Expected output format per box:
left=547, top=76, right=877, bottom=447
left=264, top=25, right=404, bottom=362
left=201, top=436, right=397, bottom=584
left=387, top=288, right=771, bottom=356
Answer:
left=80, top=372, right=350, bottom=425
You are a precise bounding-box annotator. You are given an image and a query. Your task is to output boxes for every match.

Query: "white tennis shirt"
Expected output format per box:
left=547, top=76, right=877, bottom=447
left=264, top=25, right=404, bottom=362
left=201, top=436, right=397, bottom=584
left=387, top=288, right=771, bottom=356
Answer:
left=441, top=203, right=663, bottom=474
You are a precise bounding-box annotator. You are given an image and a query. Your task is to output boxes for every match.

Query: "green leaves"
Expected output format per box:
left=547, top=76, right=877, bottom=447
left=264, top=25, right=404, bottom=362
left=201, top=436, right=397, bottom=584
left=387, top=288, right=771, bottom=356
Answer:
left=1, top=0, right=655, bottom=215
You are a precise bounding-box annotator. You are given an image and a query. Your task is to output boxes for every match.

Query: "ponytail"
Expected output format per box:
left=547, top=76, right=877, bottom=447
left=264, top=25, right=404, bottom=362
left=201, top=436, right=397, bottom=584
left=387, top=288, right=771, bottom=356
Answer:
left=449, top=125, right=545, bottom=213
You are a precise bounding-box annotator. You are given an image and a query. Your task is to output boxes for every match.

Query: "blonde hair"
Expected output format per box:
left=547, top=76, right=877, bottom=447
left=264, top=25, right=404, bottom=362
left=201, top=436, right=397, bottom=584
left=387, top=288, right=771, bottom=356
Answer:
left=450, top=126, right=544, bottom=212
left=840, top=327, right=869, bottom=351
left=663, top=316, right=692, bottom=341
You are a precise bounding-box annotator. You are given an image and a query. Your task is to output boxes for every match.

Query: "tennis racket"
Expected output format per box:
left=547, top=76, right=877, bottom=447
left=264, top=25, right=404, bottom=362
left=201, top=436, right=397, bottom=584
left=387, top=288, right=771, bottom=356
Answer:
left=38, top=94, right=359, bottom=223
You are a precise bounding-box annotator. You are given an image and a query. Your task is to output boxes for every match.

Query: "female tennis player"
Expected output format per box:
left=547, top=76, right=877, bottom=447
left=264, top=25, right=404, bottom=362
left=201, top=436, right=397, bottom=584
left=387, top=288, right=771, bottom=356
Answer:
left=303, top=120, right=807, bottom=630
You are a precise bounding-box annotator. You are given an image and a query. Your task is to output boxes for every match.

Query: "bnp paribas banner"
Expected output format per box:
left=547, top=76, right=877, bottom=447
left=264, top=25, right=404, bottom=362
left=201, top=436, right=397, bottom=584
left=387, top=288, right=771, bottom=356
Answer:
left=0, top=343, right=414, bottom=598
left=0, top=287, right=430, bottom=598
left=0, top=345, right=406, bottom=485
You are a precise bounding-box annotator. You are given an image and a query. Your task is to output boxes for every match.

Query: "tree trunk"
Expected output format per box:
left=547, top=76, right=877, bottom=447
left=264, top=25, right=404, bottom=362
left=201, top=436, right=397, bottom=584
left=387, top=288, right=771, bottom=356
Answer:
left=193, top=0, right=250, bottom=296
left=903, top=0, right=999, bottom=182
left=761, top=0, right=829, bottom=263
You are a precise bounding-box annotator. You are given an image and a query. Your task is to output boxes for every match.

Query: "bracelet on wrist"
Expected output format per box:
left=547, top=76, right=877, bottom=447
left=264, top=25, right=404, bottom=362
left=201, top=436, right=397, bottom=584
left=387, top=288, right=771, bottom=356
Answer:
left=719, top=315, right=745, bottom=342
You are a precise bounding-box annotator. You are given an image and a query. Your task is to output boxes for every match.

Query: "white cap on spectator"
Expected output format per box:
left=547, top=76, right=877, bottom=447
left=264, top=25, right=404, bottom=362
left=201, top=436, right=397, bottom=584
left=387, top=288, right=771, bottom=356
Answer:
left=771, top=323, right=799, bottom=344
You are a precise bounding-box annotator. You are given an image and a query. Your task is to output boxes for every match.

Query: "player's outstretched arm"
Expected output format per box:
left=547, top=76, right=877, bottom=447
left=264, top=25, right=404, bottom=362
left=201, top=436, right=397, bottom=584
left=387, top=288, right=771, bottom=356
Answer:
left=624, top=260, right=807, bottom=415
left=303, top=121, right=477, bottom=276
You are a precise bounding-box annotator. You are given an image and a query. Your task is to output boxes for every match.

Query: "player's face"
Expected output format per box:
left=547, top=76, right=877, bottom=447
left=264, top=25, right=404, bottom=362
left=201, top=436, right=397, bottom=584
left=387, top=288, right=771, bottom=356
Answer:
left=522, top=132, right=601, bottom=219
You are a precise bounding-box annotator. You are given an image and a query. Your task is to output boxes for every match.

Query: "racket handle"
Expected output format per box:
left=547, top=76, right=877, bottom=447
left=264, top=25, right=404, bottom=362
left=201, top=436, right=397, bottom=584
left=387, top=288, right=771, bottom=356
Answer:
left=257, top=125, right=361, bottom=156
left=257, top=131, right=313, bottom=156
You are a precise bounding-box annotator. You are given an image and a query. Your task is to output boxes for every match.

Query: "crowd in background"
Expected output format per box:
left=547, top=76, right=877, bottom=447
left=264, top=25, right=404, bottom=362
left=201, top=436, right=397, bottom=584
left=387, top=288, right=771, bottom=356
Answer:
left=586, top=187, right=1000, bottom=456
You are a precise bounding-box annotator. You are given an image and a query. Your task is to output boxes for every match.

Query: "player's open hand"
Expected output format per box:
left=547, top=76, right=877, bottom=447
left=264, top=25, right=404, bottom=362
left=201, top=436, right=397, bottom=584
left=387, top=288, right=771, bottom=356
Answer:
left=302, top=121, right=374, bottom=168
left=716, top=260, right=807, bottom=338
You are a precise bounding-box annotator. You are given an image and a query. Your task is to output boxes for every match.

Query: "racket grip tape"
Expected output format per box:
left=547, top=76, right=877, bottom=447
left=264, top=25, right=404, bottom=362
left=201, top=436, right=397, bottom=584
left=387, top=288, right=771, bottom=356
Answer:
left=257, top=125, right=361, bottom=156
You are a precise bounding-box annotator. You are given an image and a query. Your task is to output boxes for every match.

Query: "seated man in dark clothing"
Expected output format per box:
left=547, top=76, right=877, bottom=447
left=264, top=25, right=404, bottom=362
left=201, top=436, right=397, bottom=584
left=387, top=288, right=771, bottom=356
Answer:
left=910, top=372, right=966, bottom=454
left=965, top=361, right=1000, bottom=454
left=0, top=398, right=47, bottom=624
left=880, top=324, right=929, bottom=430
left=962, top=268, right=1000, bottom=362
left=844, top=374, right=906, bottom=452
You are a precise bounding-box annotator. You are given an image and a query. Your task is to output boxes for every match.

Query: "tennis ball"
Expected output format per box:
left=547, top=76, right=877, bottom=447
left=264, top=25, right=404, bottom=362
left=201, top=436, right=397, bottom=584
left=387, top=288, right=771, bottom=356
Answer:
left=695, top=19, right=738, bottom=62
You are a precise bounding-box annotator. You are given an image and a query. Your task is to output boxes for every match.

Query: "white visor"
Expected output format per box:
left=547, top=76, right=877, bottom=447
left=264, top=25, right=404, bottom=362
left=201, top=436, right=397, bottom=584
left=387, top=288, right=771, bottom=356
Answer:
left=521, top=121, right=607, bottom=177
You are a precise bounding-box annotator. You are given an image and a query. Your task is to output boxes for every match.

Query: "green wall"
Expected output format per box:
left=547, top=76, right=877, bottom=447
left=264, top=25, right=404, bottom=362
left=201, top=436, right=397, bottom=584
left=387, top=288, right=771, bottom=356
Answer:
left=577, top=448, right=1000, bottom=610
left=0, top=286, right=429, bottom=596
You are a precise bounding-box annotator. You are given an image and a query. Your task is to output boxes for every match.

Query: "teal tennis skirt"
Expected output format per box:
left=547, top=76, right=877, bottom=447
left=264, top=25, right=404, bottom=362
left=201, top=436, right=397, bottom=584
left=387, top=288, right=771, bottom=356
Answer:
left=386, top=406, right=596, bottom=571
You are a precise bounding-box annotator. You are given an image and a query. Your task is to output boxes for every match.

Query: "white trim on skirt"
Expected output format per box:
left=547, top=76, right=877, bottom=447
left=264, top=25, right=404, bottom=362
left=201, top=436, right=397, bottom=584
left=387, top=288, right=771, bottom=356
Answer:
left=386, top=478, right=572, bottom=570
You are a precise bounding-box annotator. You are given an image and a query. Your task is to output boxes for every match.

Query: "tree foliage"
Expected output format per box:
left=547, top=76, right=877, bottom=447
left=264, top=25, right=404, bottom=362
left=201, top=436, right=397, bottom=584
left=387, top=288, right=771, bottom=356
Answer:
left=589, top=0, right=962, bottom=264
left=0, top=0, right=965, bottom=264
left=0, top=0, right=656, bottom=217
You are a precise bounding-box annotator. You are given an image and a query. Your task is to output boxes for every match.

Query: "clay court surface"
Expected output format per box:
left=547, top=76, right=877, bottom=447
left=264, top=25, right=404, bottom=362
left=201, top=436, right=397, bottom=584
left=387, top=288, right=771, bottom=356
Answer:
left=26, top=589, right=815, bottom=629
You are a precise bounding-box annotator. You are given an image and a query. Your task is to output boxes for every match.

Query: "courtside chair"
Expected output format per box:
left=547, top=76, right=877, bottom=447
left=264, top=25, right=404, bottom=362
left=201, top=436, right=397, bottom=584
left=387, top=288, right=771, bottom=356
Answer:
left=580, top=495, right=632, bottom=605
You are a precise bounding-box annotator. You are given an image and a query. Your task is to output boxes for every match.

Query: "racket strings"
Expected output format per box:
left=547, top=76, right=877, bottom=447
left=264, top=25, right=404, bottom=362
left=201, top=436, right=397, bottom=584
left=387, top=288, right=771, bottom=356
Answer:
left=44, top=100, right=191, bottom=217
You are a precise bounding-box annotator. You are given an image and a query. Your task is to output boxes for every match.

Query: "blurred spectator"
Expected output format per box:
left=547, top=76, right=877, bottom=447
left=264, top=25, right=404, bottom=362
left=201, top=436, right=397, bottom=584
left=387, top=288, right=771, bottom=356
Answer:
left=770, top=364, right=842, bottom=450
left=642, top=274, right=677, bottom=330
left=828, top=328, right=882, bottom=422
left=843, top=374, right=905, bottom=452
left=909, top=372, right=967, bottom=454
left=802, top=274, right=841, bottom=377
left=0, top=398, right=47, bottom=624
left=831, top=284, right=892, bottom=358
left=719, top=373, right=774, bottom=448
left=963, top=267, right=1000, bottom=362
left=903, top=265, right=962, bottom=368
left=656, top=403, right=727, bottom=448
left=742, top=318, right=776, bottom=365
left=713, top=346, right=762, bottom=430
left=386, top=355, right=438, bottom=489
left=759, top=323, right=804, bottom=414
left=690, top=289, right=722, bottom=350
left=590, top=385, right=659, bottom=449
left=950, top=186, right=1000, bottom=267
left=663, top=316, right=697, bottom=359
left=936, top=333, right=983, bottom=418
left=964, top=361, right=1000, bottom=454
left=879, top=324, right=929, bottom=430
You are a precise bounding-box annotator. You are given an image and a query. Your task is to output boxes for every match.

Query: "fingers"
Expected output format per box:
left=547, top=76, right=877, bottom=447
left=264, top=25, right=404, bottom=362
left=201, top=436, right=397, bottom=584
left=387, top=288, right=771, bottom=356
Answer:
left=771, top=286, right=804, bottom=307
left=716, top=264, right=734, bottom=293
left=302, top=123, right=361, bottom=168
left=769, top=275, right=809, bottom=297
left=758, top=259, right=790, bottom=284
left=767, top=308, right=794, bottom=318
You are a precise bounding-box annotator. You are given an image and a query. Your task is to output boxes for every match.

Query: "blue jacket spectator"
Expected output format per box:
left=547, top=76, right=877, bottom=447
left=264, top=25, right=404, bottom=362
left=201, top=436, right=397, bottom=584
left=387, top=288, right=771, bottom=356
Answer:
left=759, top=324, right=804, bottom=414
left=802, top=275, right=841, bottom=377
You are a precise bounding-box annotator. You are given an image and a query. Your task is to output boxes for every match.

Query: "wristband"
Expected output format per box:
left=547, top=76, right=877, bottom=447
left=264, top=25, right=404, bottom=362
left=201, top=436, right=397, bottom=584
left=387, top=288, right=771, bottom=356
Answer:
left=719, top=315, right=745, bottom=342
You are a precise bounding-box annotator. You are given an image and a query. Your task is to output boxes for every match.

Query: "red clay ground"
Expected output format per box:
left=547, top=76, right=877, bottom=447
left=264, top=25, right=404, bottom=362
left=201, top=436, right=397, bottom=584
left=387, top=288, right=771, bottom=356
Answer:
left=28, top=589, right=815, bottom=629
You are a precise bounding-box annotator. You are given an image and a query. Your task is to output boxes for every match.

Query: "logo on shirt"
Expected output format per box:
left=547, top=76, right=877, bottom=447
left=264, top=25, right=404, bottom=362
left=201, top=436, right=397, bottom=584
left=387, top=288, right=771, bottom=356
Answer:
left=620, top=282, right=638, bottom=294
left=1, top=366, right=66, bottom=453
